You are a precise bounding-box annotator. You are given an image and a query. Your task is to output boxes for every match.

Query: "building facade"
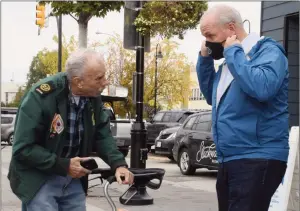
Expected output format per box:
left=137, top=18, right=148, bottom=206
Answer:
left=187, top=64, right=220, bottom=110
left=260, top=1, right=299, bottom=127
left=1, top=82, right=24, bottom=105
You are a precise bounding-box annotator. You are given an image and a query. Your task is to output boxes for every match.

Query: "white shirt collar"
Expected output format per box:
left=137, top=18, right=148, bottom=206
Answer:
left=241, top=32, right=263, bottom=56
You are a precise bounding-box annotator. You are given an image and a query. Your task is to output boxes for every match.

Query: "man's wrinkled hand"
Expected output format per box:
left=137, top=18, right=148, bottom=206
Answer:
left=115, top=167, right=134, bottom=185
left=68, top=157, right=91, bottom=179
left=224, top=35, right=241, bottom=48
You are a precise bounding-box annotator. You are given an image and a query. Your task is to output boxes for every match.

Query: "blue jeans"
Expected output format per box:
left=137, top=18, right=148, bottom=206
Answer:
left=216, top=158, right=287, bottom=211
left=22, top=175, right=86, bottom=211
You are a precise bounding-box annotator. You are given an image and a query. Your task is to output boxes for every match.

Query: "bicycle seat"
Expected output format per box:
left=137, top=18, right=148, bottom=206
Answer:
left=108, top=168, right=165, bottom=190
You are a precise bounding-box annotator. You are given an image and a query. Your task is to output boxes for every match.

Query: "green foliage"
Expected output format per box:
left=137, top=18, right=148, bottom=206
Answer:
left=44, top=1, right=207, bottom=40
left=103, top=35, right=192, bottom=118
left=43, top=1, right=124, bottom=21
left=135, top=1, right=208, bottom=39
left=8, top=86, right=27, bottom=108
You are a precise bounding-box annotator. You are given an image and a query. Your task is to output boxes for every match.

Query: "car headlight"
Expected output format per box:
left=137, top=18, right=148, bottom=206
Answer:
left=157, top=131, right=163, bottom=139
left=166, top=132, right=177, bottom=140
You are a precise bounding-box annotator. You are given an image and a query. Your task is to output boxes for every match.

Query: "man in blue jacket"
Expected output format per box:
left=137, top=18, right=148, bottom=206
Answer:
left=197, top=4, right=289, bottom=211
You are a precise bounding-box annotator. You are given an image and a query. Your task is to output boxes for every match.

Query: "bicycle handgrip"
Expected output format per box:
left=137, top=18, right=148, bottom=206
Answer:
left=107, top=175, right=126, bottom=184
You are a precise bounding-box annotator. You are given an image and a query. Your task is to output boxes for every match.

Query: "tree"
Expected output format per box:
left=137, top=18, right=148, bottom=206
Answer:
left=42, top=1, right=207, bottom=47
left=103, top=36, right=192, bottom=118
left=7, top=86, right=26, bottom=107
left=44, top=1, right=124, bottom=48
left=26, top=34, right=102, bottom=91
left=135, top=1, right=208, bottom=39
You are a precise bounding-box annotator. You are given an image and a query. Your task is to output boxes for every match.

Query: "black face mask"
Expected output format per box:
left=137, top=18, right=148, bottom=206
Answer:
left=205, top=40, right=226, bottom=60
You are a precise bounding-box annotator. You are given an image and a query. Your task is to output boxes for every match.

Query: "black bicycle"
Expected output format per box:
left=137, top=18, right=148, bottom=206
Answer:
left=90, top=168, right=166, bottom=211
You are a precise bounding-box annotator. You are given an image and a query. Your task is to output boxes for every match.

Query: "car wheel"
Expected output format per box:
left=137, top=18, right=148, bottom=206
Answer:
left=179, top=148, right=196, bottom=175
left=8, top=133, right=14, bottom=146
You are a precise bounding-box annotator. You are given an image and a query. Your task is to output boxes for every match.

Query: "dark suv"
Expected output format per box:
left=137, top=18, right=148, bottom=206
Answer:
left=146, top=109, right=209, bottom=151
left=172, top=111, right=218, bottom=175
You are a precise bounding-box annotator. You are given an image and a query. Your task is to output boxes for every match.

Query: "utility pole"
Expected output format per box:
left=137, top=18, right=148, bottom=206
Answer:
left=154, top=43, right=163, bottom=115
left=57, top=15, right=62, bottom=72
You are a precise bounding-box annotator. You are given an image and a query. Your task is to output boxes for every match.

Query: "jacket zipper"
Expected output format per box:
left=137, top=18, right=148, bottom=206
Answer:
left=215, top=64, right=230, bottom=163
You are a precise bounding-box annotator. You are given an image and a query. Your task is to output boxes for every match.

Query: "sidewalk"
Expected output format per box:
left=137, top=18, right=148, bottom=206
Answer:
left=86, top=175, right=218, bottom=211
left=1, top=146, right=218, bottom=211
left=1, top=171, right=218, bottom=211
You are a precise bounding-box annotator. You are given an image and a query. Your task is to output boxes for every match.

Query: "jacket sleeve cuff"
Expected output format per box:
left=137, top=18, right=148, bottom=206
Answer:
left=52, top=157, right=70, bottom=176
left=223, top=44, right=243, bottom=56
left=111, top=160, right=128, bottom=173
left=198, top=51, right=214, bottom=64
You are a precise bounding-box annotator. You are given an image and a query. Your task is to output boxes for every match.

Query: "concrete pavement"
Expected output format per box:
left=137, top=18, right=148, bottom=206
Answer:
left=1, top=146, right=218, bottom=211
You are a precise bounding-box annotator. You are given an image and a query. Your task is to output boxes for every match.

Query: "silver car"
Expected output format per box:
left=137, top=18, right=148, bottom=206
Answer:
left=1, top=114, right=16, bottom=145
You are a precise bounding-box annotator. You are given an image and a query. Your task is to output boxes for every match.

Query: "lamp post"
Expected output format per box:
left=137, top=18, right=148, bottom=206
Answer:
left=95, top=31, right=119, bottom=39
left=154, top=43, right=163, bottom=115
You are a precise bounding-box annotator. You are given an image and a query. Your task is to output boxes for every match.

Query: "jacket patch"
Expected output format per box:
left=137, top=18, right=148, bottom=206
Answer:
left=51, top=114, right=64, bottom=134
left=35, top=81, right=55, bottom=96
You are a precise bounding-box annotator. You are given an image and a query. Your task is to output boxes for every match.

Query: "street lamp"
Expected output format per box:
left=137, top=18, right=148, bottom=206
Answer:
left=154, top=43, right=163, bottom=115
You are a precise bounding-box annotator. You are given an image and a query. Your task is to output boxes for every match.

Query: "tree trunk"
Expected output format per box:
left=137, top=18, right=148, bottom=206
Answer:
left=78, top=13, right=92, bottom=48
left=78, top=21, right=88, bottom=48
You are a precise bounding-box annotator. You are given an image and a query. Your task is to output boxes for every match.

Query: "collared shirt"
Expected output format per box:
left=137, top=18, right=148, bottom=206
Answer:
left=61, top=93, right=88, bottom=158
left=216, top=32, right=263, bottom=107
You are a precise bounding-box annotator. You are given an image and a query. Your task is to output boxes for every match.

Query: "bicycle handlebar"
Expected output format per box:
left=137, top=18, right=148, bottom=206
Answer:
left=91, top=167, right=165, bottom=190
left=99, top=168, right=165, bottom=211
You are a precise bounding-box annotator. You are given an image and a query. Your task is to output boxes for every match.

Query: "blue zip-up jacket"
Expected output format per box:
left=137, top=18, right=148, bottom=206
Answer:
left=196, top=37, right=289, bottom=163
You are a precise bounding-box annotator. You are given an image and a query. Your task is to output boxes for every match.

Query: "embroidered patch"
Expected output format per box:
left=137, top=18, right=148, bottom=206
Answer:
left=35, top=81, right=55, bottom=96
left=51, top=114, right=64, bottom=134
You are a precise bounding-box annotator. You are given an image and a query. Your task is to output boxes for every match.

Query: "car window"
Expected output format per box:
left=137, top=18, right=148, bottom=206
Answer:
left=1, top=117, right=14, bottom=124
left=183, top=116, right=197, bottom=130
left=194, top=114, right=212, bottom=131
left=162, top=112, right=172, bottom=122
left=169, top=112, right=179, bottom=122
left=179, top=113, right=190, bottom=124
left=153, top=112, right=164, bottom=122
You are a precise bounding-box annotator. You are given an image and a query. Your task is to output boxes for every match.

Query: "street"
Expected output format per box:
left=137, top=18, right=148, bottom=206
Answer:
left=1, top=145, right=218, bottom=211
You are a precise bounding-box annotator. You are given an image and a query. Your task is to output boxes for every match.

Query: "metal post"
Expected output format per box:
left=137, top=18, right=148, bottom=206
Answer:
left=154, top=45, right=158, bottom=115
left=154, top=43, right=162, bottom=115
left=119, top=0, right=153, bottom=206
left=57, top=15, right=62, bottom=72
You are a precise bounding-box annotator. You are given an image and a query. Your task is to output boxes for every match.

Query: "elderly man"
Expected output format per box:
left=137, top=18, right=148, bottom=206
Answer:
left=8, top=49, right=134, bottom=211
left=197, top=4, right=289, bottom=211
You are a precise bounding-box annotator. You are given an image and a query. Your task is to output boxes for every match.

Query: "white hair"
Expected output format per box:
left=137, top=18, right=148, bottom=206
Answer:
left=201, top=4, right=243, bottom=27
left=65, top=48, right=105, bottom=81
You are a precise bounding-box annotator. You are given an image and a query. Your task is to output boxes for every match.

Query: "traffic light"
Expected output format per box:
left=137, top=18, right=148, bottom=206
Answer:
left=36, top=3, right=45, bottom=28
left=123, top=1, right=150, bottom=52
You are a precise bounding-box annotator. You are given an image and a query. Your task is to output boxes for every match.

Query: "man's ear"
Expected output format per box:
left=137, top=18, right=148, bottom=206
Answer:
left=72, top=76, right=83, bottom=88
left=228, top=22, right=236, bottom=32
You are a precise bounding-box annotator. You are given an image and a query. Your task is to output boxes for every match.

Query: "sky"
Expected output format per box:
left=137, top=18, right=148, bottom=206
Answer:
left=1, top=1, right=262, bottom=84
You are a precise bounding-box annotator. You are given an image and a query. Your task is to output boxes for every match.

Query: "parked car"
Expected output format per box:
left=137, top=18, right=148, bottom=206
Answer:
left=172, top=111, right=218, bottom=175
left=102, top=107, right=132, bottom=157
left=154, top=126, right=180, bottom=160
left=146, top=109, right=209, bottom=151
left=1, top=114, right=16, bottom=145
left=1, top=107, right=18, bottom=114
